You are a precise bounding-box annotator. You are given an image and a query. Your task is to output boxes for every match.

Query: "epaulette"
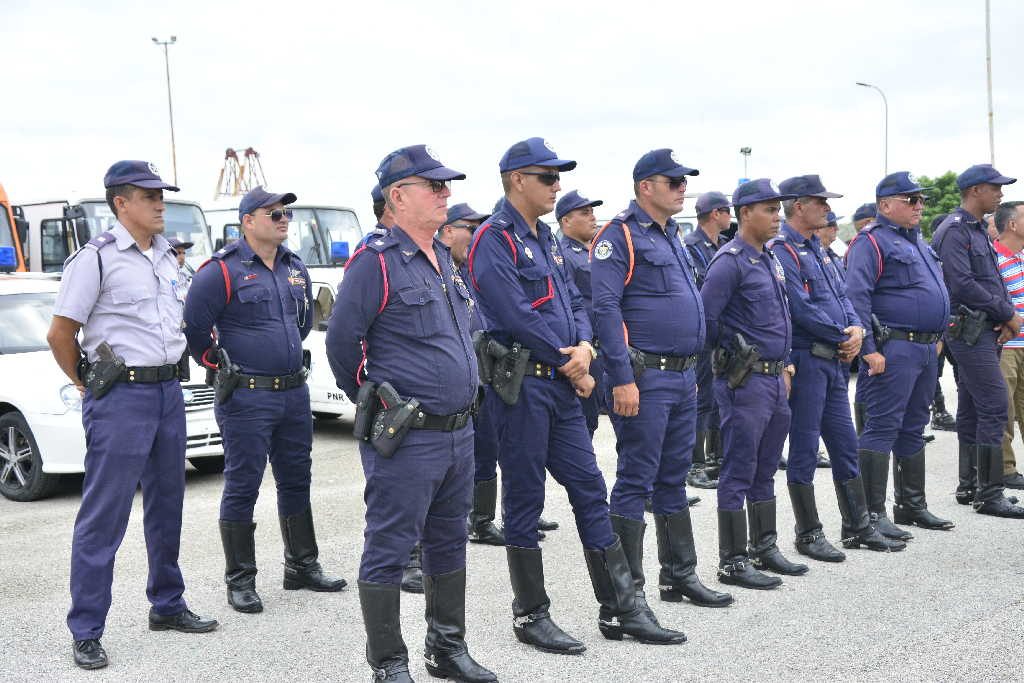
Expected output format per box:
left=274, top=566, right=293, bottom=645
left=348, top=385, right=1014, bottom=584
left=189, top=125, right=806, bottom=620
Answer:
left=862, top=220, right=882, bottom=233
left=363, top=230, right=399, bottom=253
left=210, top=239, right=241, bottom=260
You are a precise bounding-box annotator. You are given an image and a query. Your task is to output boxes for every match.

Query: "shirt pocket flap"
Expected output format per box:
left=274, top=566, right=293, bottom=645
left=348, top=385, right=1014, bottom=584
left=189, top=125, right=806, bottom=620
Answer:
left=236, top=284, right=272, bottom=303
left=517, top=265, right=548, bottom=281
left=110, top=287, right=153, bottom=304
left=397, top=287, right=436, bottom=307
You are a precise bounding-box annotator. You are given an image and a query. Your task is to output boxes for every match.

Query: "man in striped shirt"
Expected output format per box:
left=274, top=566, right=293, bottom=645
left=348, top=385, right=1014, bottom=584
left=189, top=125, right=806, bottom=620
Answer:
left=994, top=200, right=1024, bottom=490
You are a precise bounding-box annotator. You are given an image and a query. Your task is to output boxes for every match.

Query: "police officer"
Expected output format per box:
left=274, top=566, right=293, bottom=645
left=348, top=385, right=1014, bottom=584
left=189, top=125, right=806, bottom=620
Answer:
left=359, top=183, right=392, bottom=249
left=469, top=137, right=684, bottom=653
left=327, top=145, right=496, bottom=682
left=933, top=164, right=1024, bottom=519
left=845, top=172, right=954, bottom=539
left=556, top=189, right=604, bottom=437
left=821, top=212, right=845, bottom=283
left=771, top=176, right=905, bottom=561
left=439, top=202, right=507, bottom=547
left=184, top=186, right=346, bottom=615
left=48, top=161, right=218, bottom=670
left=701, top=179, right=808, bottom=590
left=852, top=203, right=877, bottom=233
left=850, top=204, right=877, bottom=434
left=591, top=149, right=733, bottom=610
left=685, top=191, right=732, bottom=489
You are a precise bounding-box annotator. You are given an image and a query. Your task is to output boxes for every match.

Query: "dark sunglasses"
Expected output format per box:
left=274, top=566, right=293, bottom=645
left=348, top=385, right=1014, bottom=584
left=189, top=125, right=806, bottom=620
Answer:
left=448, top=222, right=477, bottom=232
left=892, top=195, right=926, bottom=207
left=649, top=177, right=688, bottom=191
left=518, top=171, right=560, bottom=186
left=261, top=209, right=294, bottom=222
left=397, top=179, right=452, bottom=194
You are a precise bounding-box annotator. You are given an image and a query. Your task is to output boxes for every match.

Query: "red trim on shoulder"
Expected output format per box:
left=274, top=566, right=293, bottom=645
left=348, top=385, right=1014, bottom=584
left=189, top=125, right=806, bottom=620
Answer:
left=377, top=253, right=389, bottom=315
left=345, top=245, right=369, bottom=271
left=776, top=241, right=809, bottom=293
left=847, top=232, right=883, bottom=282
left=590, top=219, right=635, bottom=285
left=468, top=223, right=518, bottom=291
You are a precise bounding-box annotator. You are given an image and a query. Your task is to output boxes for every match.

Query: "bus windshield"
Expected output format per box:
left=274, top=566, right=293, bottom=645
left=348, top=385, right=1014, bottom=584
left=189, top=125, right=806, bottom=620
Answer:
left=81, top=201, right=213, bottom=270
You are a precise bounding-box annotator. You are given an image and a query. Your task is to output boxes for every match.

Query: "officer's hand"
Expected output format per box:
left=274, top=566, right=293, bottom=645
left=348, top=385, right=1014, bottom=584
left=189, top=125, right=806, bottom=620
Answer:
left=998, top=324, right=1015, bottom=345
left=612, top=383, right=640, bottom=417
left=75, top=384, right=86, bottom=397
left=558, top=345, right=591, bottom=381
left=863, top=352, right=886, bottom=376
left=573, top=374, right=596, bottom=399
left=838, top=326, right=863, bottom=359
left=784, top=366, right=795, bottom=397
left=1005, top=314, right=1023, bottom=336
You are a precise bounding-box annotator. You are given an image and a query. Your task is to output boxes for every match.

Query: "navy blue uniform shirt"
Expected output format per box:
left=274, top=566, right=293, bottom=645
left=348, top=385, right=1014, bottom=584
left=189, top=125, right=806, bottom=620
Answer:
left=458, top=262, right=486, bottom=333
left=326, top=226, right=478, bottom=414
left=826, top=246, right=846, bottom=284
left=557, top=235, right=596, bottom=332
left=701, top=236, right=792, bottom=362
left=770, top=222, right=859, bottom=350
left=468, top=198, right=592, bottom=367
left=591, top=200, right=706, bottom=387
left=844, top=214, right=950, bottom=355
left=932, top=206, right=1015, bottom=323
left=683, top=226, right=724, bottom=289
left=184, top=237, right=312, bottom=375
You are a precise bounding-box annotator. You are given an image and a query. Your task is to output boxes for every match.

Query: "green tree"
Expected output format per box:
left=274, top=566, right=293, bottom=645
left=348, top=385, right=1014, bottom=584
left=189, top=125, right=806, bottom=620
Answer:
left=917, top=171, right=960, bottom=239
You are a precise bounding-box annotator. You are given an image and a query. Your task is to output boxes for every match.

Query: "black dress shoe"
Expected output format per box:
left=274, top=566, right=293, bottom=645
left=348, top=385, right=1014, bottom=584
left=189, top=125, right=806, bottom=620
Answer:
left=148, top=608, right=219, bottom=633
left=537, top=517, right=559, bottom=531
left=73, top=639, right=108, bottom=670
left=688, top=495, right=701, bottom=507
left=1005, top=472, right=1024, bottom=490
left=931, top=410, right=957, bottom=431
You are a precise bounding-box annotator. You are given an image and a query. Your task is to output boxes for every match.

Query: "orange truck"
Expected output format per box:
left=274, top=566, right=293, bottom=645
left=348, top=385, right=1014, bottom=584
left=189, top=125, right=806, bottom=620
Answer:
left=0, top=183, right=27, bottom=272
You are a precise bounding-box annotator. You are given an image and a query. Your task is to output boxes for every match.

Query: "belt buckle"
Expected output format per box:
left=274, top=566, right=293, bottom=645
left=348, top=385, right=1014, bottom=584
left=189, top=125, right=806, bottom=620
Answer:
left=908, top=332, right=916, bottom=342
left=761, top=362, right=770, bottom=373
left=659, top=356, right=667, bottom=371
left=128, top=369, right=136, bottom=382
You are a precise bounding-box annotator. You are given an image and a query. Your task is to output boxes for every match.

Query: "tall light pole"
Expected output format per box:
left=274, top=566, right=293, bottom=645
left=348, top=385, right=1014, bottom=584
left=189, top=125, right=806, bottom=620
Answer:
left=152, top=36, right=178, bottom=185
left=856, top=81, right=888, bottom=175
left=739, top=147, right=752, bottom=180
left=985, top=0, right=995, bottom=164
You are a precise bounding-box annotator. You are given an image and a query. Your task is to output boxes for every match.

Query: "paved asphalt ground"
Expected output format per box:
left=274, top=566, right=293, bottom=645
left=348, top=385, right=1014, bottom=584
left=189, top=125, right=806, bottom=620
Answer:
left=2, top=374, right=1023, bottom=682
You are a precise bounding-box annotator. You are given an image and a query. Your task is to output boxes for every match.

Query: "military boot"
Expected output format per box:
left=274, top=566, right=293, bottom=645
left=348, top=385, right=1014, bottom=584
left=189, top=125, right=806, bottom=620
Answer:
left=858, top=449, right=913, bottom=541
left=610, top=515, right=657, bottom=621
left=280, top=507, right=347, bottom=591
left=360, top=581, right=413, bottom=682
left=219, top=520, right=263, bottom=613
left=716, top=509, right=781, bottom=590
left=833, top=477, right=906, bottom=552
left=654, top=508, right=733, bottom=606
left=401, top=545, right=423, bottom=594
left=422, top=569, right=497, bottom=682
left=704, top=428, right=722, bottom=480
left=892, top=449, right=955, bottom=530
left=955, top=442, right=978, bottom=505
left=506, top=546, right=585, bottom=655
left=930, top=388, right=956, bottom=431
left=687, top=431, right=718, bottom=489
left=468, top=478, right=505, bottom=546
left=787, top=483, right=845, bottom=562
left=747, top=498, right=808, bottom=576
left=974, top=444, right=1024, bottom=518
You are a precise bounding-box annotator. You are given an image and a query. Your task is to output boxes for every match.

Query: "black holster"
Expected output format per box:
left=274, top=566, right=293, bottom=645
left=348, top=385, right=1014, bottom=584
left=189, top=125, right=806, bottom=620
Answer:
left=370, top=382, right=420, bottom=458
left=472, top=331, right=497, bottom=385
left=487, top=339, right=530, bottom=406
left=352, top=380, right=380, bottom=441
left=84, top=359, right=126, bottom=399
left=871, top=314, right=892, bottom=350
left=713, top=333, right=761, bottom=390
left=627, top=347, right=646, bottom=381
left=176, top=351, right=191, bottom=383
left=947, top=305, right=987, bottom=346
left=213, top=348, right=241, bottom=405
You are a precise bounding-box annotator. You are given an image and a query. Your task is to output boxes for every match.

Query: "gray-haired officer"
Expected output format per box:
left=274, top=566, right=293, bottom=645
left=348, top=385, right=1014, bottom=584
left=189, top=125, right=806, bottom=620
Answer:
left=48, top=161, right=218, bottom=670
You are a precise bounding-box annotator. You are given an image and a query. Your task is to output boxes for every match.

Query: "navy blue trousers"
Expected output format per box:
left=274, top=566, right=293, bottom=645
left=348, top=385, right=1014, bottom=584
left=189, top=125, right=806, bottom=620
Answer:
left=214, top=385, right=313, bottom=521
left=67, top=381, right=188, bottom=640
left=786, top=350, right=859, bottom=485
left=948, top=330, right=1009, bottom=445
left=695, top=350, right=721, bottom=432
left=580, top=357, right=605, bottom=438
left=606, top=369, right=696, bottom=520
left=474, top=387, right=500, bottom=482
left=714, top=374, right=790, bottom=510
left=360, top=425, right=474, bottom=584
left=858, top=339, right=936, bottom=458
left=496, top=377, right=614, bottom=550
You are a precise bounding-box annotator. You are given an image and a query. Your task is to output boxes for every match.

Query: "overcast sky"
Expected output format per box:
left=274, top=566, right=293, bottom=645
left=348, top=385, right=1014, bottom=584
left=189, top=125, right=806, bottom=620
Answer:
left=2, top=0, right=1021, bottom=228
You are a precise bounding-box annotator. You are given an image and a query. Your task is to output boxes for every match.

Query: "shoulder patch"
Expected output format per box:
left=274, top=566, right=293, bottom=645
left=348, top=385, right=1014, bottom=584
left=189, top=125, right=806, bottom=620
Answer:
left=593, top=240, right=614, bottom=260
left=212, top=240, right=241, bottom=260
left=365, top=232, right=399, bottom=253
left=86, top=231, right=117, bottom=250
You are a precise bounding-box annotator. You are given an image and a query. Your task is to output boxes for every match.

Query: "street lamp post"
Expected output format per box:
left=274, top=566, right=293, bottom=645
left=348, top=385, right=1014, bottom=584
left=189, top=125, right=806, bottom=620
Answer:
left=739, top=147, right=752, bottom=179
left=152, top=36, right=178, bottom=185
left=985, top=0, right=995, bottom=164
left=856, top=81, right=888, bottom=175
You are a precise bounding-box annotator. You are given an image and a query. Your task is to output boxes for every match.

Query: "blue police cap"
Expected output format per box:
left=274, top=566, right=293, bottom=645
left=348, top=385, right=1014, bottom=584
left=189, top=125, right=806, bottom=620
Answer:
left=555, top=190, right=603, bottom=221
left=732, top=178, right=796, bottom=208
left=694, top=191, right=731, bottom=216
left=103, top=160, right=179, bottom=191
left=632, top=149, right=699, bottom=182
left=876, top=172, right=930, bottom=198
left=825, top=212, right=842, bottom=226
left=238, top=185, right=297, bottom=220
left=778, top=174, right=842, bottom=199
left=376, top=144, right=466, bottom=189
left=168, top=237, right=193, bottom=250
left=446, top=203, right=489, bottom=225
left=852, top=202, right=877, bottom=222
left=371, top=183, right=384, bottom=204
left=499, top=137, right=576, bottom=173
left=956, top=163, right=1017, bottom=191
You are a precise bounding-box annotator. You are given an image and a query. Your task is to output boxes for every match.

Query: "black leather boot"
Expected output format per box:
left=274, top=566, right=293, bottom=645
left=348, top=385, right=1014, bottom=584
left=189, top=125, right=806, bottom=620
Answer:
left=704, top=428, right=722, bottom=480
left=787, top=483, right=845, bottom=562
left=858, top=449, right=913, bottom=541
left=931, top=387, right=956, bottom=431
left=853, top=402, right=866, bottom=436
left=610, top=515, right=657, bottom=621
left=537, top=517, right=559, bottom=531
left=584, top=537, right=686, bottom=645
left=280, top=508, right=347, bottom=591
left=833, top=477, right=906, bottom=552
left=423, top=569, right=497, bottom=682
left=73, top=639, right=108, bottom=670
left=747, top=498, right=808, bottom=575
left=401, top=545, right=423, bottom=594
left=974, top=444, right=1024, bottom=518
left=892, top=450, right=954, bottom=530
left=506, top=546, right=585, bottom=655
left=468, top=478, right=505, bottom=545
left=219, top=520, right=263, bottom=613
left=955, top=442, right=977, bottom=505
left=654, top=508, right=733, bottom=606
left=687, top=431, right=719, bottom=489
left=716, top=509, right=781, bottom=590
left=359, top=581, right=413, bottom=682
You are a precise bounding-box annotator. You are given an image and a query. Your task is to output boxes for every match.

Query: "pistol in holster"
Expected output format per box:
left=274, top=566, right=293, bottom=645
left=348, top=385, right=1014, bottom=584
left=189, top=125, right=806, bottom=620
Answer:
left=369, top=381, right=420, bottom=458
left=947, top=305, right=987, bottom=346
left=871, top=314, right=892, bottom=350
left=486, top=338, right=531, bottom=406
left=713, top=333, right=761, bottom=390
left=83, top=341, right=126, bottom=399
left=473, top=331, right=497, bottom=385
left=352, top=380, right=380, bottom=441
left=627, top=347, right=646, bottom=381
left=213, top=347, right=241, bottom=405
left=176, top=351, right=191, bottom=383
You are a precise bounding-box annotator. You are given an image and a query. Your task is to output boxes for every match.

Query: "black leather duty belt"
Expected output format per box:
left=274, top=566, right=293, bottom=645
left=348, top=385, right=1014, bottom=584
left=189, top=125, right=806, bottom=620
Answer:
left=634, top=351, right=699, bottom=372
left=810, top=342, right=839, bottom=360
left=237, top=370, right=307, bottom=391
left=531, top=363, right=561, bottom=380
left=888, top=329, right=943, bottom=344
left=750, top=360, right=787, bottom=376
left=123, top=364, right=180, bottom=383
left=411, top=407, right=473, bottom=431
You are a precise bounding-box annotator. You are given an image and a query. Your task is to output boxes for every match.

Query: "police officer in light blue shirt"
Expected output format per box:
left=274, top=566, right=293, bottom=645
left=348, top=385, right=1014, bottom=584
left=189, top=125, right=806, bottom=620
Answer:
left=47, top=160, right=218, bottom=671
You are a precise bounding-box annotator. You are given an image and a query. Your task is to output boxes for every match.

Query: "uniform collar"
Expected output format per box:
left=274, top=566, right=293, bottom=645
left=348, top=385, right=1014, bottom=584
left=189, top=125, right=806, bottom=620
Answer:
left=732, top=234, right=767, bottom=259
left=498, top=197, right=551, bottom=243
left=953, top=205, right=984, bottom=229
left=236, top=236, right=294, bottom=266
left=875, top=212, right=918, bottom=237
left=110, top=222, right=174, bottom=256
left=695, top=226, right=720, bottom=247
left=560, top=235, right=587, bottom=252
left=781, top=222, right=820, bottom=249
left=626, top=200, right=678, bottom=239
left=390, top=225, right=446, bottom=264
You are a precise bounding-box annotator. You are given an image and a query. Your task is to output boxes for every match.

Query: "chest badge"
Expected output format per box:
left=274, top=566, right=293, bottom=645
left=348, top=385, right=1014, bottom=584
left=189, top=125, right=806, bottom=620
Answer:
left=550, top=243, right=563, bottom=266
left=594, top=240, right=613, bottom=260
left=524, top=246, right=534, bottom=260
left=243, top=273, right=258, bottom=281
left=287, top=267, right=306, bottom=287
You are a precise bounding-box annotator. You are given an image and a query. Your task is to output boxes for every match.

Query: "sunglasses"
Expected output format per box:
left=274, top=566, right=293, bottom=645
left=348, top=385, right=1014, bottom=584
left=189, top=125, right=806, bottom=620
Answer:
left=260, top=209, right=294, bottom=222
left=891, top=195, right=926, bottom=206
left=518, top=171, right=560, bottom=186
left=650, top=177, right=688, bottom=191
left=397, top=179, right=452, bottom=194
left=448, top=222, right=477, bottom=232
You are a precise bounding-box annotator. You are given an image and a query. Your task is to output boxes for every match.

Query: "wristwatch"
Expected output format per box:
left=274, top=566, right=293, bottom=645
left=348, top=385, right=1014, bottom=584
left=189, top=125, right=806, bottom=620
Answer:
left=579, top=340, right=597, bottom=359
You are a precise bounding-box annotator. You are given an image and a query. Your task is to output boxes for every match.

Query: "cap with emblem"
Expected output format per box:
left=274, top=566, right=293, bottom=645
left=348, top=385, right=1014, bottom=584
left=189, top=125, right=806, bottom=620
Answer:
left=239, top=185, right=298, bottom=220
left=376, top=144, right=466, bottom=189
left=694, top=191, right=731, bottom=216
left=778, top=174, right=843, bottom=199
left=732, top=178, right=796, bottom=208
left=632, top=149, right=699, bottom=182
left=852, top=202, right=877, bottom=222
left=555, top=190, right=603, bottom=221
left=956, top=163, right=1017, bottom=191
left=371, top=183, right=384, bottom=204
left=168, top=238, right=193, bottom=250
left=499, top=137, right=576, bottom=173
left=446, top=203, right=489, bottom=226
left=825, top=212, right=842, bottom=227
left=103, top=160, right=179, bottom=191
left=876, top=172, right=930, bottom=198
